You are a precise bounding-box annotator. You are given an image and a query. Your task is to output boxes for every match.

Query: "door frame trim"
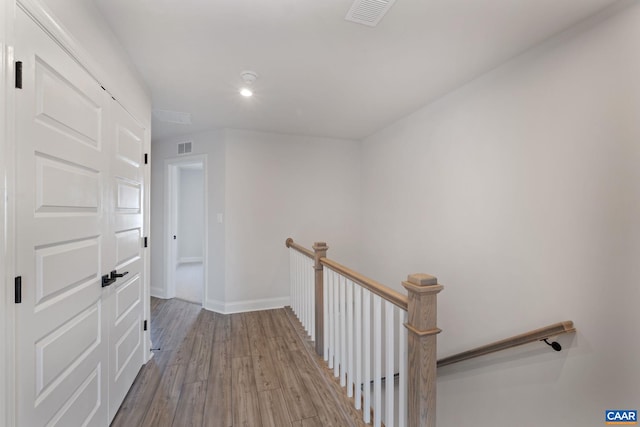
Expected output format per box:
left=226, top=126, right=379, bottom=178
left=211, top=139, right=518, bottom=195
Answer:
left=163, top=154, right=209, bottom=306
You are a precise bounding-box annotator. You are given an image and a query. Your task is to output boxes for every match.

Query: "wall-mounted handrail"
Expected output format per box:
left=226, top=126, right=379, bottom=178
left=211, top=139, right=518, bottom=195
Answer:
left=437, top=321, right=576, bottom=368
left=286, top=237, right=314, bottom=259
left=321, top=258, right=409, bottom=311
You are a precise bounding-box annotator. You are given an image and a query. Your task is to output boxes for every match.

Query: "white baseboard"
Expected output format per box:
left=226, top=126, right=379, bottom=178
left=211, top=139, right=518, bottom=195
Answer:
left=205, top=298, right=226, bottom=314
left=205, top=296, right=290, bottom=314
left=150, top=286, right=169, bottom=299
left=178, top=257, right=202, bottom=264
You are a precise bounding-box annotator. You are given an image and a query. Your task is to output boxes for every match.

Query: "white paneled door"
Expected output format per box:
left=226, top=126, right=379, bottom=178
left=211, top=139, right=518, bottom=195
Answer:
left=106, top=97, right=146, bottom=421
left=14, top=8, right=146, bottom=427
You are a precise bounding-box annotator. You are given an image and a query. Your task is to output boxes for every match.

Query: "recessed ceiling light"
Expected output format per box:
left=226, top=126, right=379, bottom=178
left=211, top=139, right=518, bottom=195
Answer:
left=239, top=70, right=258, bottom=98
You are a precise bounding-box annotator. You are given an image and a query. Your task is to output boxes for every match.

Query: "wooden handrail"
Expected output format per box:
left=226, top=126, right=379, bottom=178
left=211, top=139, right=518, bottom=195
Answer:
left=437, top=321, right=576, bottom=368
left=285, top=237, right=409, bottom=310
left=285, top=237, right=314, bottom=259
left=321, top=258, right=409, bottom=311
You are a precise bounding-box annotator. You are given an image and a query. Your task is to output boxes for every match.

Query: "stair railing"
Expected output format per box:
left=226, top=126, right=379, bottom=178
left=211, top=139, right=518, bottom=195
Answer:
left=286, top=238, right=442, bottom=427
left=286, top=238, right=577, bottom=426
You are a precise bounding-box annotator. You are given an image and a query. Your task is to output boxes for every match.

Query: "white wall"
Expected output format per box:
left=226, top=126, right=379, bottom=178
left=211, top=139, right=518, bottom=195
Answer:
left=150, top=130, right=226, bottom=307
left=178, top=168, right=204, bottom=261
left=151, top=128, right=361, bottom=312
left=224, top=129, right=361, bottom=311
left=151, top=130, right=360, bottom=312
left=360, top=3, right=640, bottom=426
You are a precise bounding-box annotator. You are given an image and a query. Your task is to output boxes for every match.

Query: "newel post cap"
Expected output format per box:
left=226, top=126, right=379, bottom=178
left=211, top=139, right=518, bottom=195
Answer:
left=408, top=273, right=438, bottom=286
left=312, top=242, right=328, bottom=250
left=403, top=273, right=443, bottom=294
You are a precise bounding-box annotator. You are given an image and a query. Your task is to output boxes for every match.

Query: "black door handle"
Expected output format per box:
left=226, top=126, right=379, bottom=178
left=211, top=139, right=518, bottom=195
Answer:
left=110, top=270, right=129, bottom=280
left=102, top=274, right=116, bottom=287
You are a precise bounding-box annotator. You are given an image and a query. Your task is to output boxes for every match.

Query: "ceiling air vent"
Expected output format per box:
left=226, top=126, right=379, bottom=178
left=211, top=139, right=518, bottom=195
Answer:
left=152, top=109, right=192, bottom=125
left=345, top=0, right=397, bottom=27
left=177, top=141, right=192, bottom=155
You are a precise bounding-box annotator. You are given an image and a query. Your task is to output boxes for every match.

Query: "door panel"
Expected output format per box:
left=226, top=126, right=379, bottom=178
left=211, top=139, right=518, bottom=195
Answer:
left=34, top=237, right=99, bottom=308
left=115, top=228, right=141, bottom=266
left=106, top=100, right=145, bottom=422
left=115, top=179, right=141, bottom=211
left=15, top=9, right=108, bottom=427
left=46, top=365, right=102, bottom=427
left=35, top=56, right=102, bottom=147
left=35, top=154, right=100, bottom=213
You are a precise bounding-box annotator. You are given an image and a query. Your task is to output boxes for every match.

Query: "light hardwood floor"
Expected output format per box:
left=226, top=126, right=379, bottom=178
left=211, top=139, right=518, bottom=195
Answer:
left=111, top=298, right=365, bottom=427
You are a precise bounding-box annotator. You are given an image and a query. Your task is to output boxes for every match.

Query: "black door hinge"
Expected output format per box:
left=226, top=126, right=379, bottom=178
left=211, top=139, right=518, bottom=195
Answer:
left=144, top=153, right=148, bottom=164
left=15, top=276, right=22, bottom=303
left=143, top=320, right=148, bottom=331
left=15, top=61, right=22, bottom=89
left=143, top=237, right=148, bottom=248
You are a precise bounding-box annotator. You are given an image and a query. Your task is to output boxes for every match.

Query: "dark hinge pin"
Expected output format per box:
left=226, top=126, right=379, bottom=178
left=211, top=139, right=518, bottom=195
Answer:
left=15, top=276, right=22, bottom=303
left=15, top=61, right=23, bottom=89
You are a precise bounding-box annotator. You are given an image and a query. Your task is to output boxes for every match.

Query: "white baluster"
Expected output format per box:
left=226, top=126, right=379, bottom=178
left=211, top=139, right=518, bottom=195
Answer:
left=303, top=254, right=307, bottom=329
left=374, top=295, right=382, bottom=427
left=303, top=255, right=307, bottom=331
left=300, top=253, right=304, bottom=323
left=304, top=257, right=315, bottom=334
left=333, top=271, right=340, bottom=379
left=328, top=269, right=334, bottom=368
left=340, top=275, right=347, bottom=387
left=293, top=251, right=297, bottom=317
left=354, top=285, right=362, bottom=410
left=307, top=258, right=316, bottom=341
left=363, top=289, right=371, bottom=424
left=347, top=279, right=354, bottom=398
left=311, top=258, right=315, bottom=340
left=399, top=308, right=407, bottom=427
left=323, top=266, right=329, bottom=361
left=385, top=301, right=395, bottom=427
left=296, top=252, right=301, bottom=318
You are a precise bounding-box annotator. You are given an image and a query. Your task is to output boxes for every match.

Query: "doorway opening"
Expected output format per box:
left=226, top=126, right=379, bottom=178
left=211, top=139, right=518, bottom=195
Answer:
left=165, top=155, right=207, bottom=305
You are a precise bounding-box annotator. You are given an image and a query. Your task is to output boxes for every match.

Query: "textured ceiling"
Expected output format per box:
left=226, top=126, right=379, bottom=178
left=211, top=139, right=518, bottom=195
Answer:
left=94, top=0, right=619, bottom=141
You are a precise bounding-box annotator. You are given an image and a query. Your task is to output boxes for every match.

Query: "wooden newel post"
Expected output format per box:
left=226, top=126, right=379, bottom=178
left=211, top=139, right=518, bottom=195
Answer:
left=403, top=273, right=443, bottom=427
left=312, top=242, right=328, bottom=356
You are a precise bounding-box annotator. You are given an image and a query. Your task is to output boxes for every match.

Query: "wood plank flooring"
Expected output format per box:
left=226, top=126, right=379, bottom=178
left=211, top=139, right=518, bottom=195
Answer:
left=110, top=298, right=365, bottom=427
